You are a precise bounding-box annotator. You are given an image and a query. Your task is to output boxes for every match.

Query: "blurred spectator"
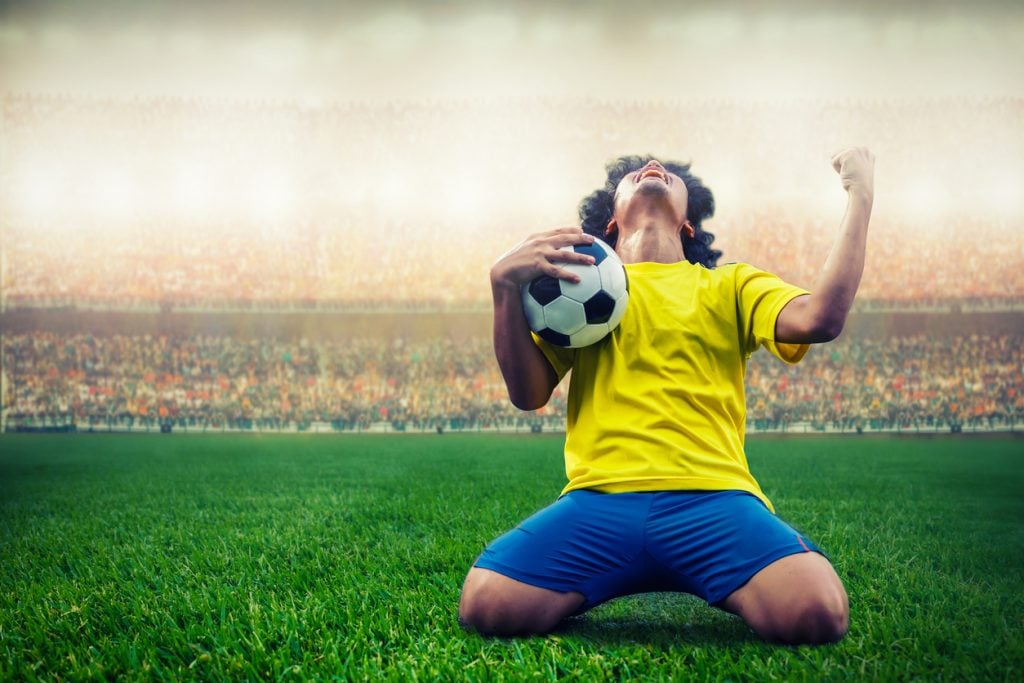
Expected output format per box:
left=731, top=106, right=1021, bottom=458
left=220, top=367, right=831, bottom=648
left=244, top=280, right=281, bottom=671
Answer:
left=3, top=331, right=1020, bottom=433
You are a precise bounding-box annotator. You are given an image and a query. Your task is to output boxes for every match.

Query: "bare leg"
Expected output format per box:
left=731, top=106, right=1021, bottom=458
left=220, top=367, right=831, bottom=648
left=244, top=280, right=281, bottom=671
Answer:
left=459, top=567, right=585, bottom=637
left=720, top=552, right=848, bottom=645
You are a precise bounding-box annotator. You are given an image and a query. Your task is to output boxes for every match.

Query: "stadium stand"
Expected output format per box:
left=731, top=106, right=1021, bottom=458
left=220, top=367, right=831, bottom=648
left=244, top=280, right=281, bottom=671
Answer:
left=3, top=313, right=1021, bottom=434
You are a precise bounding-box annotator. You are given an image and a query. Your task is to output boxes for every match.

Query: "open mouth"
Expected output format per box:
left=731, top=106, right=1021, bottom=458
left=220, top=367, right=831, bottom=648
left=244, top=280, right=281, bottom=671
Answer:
left=637, top=167, right=668, bottom=184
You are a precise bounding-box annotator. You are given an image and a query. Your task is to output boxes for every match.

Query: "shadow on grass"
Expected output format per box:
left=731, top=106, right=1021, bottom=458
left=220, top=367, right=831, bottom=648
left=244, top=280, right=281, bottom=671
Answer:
left=551, top=593, right=760, bottom=649
left=554, top=616, right=758, bottom=649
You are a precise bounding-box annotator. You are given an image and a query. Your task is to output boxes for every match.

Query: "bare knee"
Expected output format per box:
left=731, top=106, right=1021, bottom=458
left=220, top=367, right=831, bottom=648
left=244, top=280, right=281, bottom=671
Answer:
left=767, top=582, right=849, bottom=645
left=787, top=588, right=849, bottom=644
left=458, top=568, right=583, bottom=637
left=459, top=578, right=511, bottom=636
left=723, top=553, right=849, bottom=646
left=458, top=585, right=537, bottom=636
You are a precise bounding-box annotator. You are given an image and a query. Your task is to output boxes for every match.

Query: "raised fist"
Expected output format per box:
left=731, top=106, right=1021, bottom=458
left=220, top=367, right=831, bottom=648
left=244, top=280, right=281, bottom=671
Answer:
left=831, top=147, right=874, bottom=194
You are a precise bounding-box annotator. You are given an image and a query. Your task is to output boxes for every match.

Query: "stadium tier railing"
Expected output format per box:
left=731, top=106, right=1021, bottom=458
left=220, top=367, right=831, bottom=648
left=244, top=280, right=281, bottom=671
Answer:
left=4, top=413, right=1020, bottom=436
left=4, top=298, right=1024, bottom=315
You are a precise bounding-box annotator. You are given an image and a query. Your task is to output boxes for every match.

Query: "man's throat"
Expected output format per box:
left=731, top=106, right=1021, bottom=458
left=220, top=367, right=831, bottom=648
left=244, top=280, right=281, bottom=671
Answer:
left=615, top=226, right=686, bottom=265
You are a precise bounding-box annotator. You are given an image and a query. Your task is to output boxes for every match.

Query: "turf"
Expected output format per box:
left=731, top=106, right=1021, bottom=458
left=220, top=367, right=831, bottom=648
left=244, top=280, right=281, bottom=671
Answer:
left=1, top=433, right=1022, bottom=681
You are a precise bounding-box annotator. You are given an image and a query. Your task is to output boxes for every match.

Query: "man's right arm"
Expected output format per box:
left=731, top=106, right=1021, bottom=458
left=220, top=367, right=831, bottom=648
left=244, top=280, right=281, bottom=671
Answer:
left=490, top=227, right=596, bottom=410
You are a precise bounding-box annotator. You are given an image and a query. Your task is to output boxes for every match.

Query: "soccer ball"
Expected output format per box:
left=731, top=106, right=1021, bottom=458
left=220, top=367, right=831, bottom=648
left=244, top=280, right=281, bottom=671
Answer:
left=521, top=238, right=629, bottom=348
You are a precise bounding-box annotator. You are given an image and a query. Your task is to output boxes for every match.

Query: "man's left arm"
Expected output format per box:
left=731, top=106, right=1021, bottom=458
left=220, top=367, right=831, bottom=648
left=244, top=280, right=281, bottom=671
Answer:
left=776, top=147, right=875, bottom=344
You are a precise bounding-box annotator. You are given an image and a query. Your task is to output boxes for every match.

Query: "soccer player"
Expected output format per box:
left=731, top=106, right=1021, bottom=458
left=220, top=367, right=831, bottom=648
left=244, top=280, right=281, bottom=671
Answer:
left=459, top=148, right=874, bottom=645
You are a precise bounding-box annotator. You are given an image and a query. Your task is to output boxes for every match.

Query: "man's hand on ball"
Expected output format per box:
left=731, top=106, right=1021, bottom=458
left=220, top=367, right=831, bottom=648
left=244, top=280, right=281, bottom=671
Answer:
left=831, top=147, right=874, bottom=196
left=490, top=227, right=597, bottom=289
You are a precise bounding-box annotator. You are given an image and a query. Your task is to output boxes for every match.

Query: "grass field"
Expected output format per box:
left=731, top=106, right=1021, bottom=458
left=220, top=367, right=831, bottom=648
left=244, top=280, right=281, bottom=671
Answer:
left=1, top=433, right=1022, bottom=681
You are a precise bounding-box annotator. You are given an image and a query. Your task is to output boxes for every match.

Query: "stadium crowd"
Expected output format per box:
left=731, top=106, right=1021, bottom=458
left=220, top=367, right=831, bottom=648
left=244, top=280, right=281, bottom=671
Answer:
left=3, top=93, right=1022, bottom=310
left=4, top=331, right=1021, bottom=433
left=6, top=213, right=1022, bottom=311
left=1, top=332, right=563, bottom=433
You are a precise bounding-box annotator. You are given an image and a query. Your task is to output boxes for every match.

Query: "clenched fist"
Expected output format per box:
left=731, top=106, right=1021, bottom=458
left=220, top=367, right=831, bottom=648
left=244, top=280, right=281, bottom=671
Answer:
left=831, top=147, right=874, bottom=195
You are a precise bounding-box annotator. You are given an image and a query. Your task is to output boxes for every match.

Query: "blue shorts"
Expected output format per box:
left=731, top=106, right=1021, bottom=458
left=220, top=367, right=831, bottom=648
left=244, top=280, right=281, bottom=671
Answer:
left=474, top=489, right=822, bottom=610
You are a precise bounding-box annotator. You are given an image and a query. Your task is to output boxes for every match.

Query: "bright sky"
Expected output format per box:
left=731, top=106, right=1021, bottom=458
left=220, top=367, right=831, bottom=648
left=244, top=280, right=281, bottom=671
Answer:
left=1, top=0, right=1022, bottom=100
left=1, top=1, right=1022, bottom=246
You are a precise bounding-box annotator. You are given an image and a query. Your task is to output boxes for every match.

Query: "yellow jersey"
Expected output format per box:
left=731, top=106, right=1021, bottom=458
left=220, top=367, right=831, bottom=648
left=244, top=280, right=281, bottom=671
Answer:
left=532, top=260, right=810, bottom=512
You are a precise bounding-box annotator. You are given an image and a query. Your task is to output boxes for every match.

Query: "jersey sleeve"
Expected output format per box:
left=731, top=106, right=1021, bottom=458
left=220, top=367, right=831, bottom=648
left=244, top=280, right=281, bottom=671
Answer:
left=733, top=263, right=811, bottom=364
left=530, top=331, right=575, bottom=380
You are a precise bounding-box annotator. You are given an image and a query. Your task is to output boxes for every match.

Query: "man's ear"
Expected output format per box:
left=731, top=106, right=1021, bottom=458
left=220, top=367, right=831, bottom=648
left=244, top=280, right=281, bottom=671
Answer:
left=605, top=219, right=618, bottom=237
left=680, top=220, right=695, bottom=239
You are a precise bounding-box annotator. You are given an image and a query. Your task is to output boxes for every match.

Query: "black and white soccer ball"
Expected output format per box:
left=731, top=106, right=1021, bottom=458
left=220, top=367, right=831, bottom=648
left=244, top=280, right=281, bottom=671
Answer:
left=521, top=238, right=629, bottom=348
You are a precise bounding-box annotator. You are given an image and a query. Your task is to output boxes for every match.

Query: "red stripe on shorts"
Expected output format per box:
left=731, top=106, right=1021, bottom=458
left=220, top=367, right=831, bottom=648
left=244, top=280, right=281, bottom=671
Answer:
left=796, top=535, right=811, bottom=552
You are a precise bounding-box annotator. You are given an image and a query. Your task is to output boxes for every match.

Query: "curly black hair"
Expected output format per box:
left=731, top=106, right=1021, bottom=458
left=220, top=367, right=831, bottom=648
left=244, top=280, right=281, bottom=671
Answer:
left=578, top=155, right=721, bottom=268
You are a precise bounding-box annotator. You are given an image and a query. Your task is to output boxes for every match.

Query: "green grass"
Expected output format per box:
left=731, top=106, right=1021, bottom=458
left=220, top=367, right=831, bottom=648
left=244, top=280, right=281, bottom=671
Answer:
left=1, top=433, right=1022, bottom=681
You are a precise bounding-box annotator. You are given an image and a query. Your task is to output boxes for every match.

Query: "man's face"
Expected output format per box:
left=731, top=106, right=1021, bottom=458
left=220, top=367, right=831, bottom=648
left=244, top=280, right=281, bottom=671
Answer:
left=611, top=160, right=689, bottom=230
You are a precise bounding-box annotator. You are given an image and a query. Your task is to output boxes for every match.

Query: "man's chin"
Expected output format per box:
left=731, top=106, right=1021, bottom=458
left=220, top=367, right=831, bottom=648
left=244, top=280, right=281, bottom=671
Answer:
left=635, top=180, right=671, bottom=195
